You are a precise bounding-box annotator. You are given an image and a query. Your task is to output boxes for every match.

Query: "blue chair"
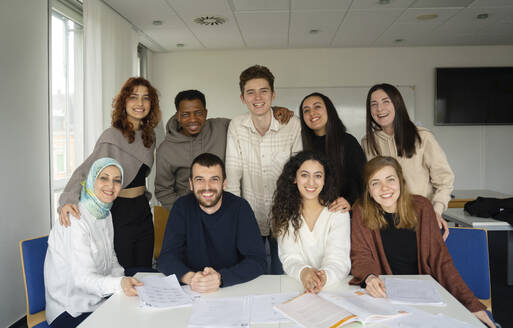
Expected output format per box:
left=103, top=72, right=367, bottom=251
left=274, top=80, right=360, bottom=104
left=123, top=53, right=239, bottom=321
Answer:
left=445, top=227, right=492, bottom=311
left=19, top=236, right=50, bottom=328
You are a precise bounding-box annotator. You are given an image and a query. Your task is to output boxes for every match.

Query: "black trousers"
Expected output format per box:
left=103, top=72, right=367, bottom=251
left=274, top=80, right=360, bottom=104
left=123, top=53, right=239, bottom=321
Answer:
left=50, top=312, right=91, bottom=328
left=111, top=194, right=154, bottom=269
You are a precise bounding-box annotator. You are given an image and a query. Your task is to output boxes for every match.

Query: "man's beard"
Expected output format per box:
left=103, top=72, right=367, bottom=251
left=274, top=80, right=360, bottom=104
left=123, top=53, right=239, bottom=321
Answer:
left=195, top=188, right=223, bottom=208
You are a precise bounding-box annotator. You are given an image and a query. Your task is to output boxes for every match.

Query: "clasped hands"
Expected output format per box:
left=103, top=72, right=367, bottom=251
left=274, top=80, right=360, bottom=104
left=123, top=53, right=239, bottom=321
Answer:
left=300, top=267, right=326, bottom=294
left=182, top=267, right=221, bottom=293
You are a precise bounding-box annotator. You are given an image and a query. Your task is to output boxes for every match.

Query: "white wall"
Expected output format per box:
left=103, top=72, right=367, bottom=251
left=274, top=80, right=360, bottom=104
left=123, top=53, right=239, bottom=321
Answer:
left=152, top=46, right=513, bottom=195
left=0, top=0, right=51, bottom=326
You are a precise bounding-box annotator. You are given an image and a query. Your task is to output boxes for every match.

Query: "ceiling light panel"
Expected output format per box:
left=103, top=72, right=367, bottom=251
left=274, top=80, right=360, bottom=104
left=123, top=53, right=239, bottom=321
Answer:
left=292, top=0, right=351, bottom=11
left=397, top=8, right=460, bottom=23
left=232, top=0, right=289, bottom=11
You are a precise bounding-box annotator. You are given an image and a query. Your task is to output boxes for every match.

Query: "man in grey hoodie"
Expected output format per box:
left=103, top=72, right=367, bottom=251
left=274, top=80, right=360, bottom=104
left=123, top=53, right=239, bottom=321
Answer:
left=155, top=90, right=292, bottom=211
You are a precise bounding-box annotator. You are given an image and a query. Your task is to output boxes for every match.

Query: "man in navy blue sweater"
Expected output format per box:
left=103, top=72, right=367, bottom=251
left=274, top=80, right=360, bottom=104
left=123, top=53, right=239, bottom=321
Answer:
left=158, top=153, right=266, bottom=293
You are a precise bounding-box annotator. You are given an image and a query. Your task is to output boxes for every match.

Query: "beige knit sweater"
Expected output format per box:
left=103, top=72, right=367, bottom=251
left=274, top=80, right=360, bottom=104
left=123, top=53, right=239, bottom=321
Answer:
left=362, top=127, right=454, bottom=215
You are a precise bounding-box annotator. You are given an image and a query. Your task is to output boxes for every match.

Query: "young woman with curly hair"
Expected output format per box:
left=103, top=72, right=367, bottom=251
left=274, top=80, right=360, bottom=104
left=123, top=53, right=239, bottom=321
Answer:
left=58, top=77, right=161, bottom=271
left=299, top=92, right=366, bottom=212
left=362, top=83, right=454, bottom=240
left=271, top=151, right=351, bottom=293
left=350, top=156, right=494, bottom=328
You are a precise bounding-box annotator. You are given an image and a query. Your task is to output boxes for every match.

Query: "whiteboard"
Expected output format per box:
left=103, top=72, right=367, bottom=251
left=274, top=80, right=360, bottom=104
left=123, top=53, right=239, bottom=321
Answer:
left=274, top=86, right=415, bottom=142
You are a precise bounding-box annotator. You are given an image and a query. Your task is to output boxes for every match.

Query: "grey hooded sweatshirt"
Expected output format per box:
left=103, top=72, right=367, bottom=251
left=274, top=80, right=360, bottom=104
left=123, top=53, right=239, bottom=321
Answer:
left=155, top=115, right=230, bottom=210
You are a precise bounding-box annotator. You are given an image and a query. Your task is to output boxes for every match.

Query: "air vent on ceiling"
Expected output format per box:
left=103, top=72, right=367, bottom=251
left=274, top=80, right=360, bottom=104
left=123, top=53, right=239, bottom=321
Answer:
left=193, top=16, right=227, bottom=26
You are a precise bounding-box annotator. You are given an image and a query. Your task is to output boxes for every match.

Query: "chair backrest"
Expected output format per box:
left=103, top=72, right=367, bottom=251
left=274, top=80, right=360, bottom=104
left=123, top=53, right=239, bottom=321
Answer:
left=19, top=235, right=49, bottom=327
left=445, top=227, right=491, bottom=299
left=153, top=205, right=170, bottom=260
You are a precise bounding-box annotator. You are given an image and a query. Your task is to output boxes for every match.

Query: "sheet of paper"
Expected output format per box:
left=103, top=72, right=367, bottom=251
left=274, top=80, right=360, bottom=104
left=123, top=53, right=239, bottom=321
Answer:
left=384, top=277, right=445, bottom=306
left=320, top=291, right=408, bottom=323
left=381, top=306, right=473, bottom=328
left=274, top=293, right=361, bottom=328
left=188, top=296, right=251, bottom=328
left=249, top=292, right=298, bottom=324
left=135, top=274, right=193, bottom=308
left=182, top=285, right=201, bottom=301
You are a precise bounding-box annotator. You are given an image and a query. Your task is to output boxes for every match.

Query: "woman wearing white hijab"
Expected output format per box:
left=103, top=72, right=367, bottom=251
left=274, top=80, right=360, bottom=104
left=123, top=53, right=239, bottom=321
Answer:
left=44, top=158, right=142, bottom=328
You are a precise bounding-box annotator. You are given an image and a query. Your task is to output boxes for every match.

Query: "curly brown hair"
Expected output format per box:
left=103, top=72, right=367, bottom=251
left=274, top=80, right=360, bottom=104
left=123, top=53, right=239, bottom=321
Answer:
left=271, top=151, right=337, bottom=239
left=111, top=77, right=161, bottom=148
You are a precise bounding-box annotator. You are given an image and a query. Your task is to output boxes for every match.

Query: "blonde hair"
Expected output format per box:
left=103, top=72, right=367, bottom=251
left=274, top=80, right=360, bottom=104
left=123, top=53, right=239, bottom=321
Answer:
left=356, top=156, right=417, bottom=230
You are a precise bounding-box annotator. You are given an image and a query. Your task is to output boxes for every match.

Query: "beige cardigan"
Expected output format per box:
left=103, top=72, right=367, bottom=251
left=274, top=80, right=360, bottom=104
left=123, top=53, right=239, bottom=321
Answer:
left=362, top=127, right=454, bottom=215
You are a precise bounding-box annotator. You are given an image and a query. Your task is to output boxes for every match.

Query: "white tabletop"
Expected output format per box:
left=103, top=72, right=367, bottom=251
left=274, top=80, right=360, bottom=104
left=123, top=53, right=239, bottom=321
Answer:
left=78, top=274, right=484, bottom=327
left=443, top=208, right=513, bottom=231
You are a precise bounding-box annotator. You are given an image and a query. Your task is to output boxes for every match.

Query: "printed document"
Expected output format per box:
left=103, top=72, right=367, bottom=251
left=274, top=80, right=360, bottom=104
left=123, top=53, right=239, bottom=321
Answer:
left=384, top=277, right=445, bottom=306
left=188, top=296, right=251, bottom=328
left=135, top=274, right=193, bottom=308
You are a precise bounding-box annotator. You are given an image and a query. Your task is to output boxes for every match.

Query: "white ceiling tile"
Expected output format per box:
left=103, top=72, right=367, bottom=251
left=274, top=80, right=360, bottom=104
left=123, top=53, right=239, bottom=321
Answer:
left=289, top=11, right=343, bottom=47
left=470, top=0, right=513, bottom=7
left=438, top=6, right=513, bottom=34
left=292, top=0, right=352, bottom=11
left=103, top=0, right=177, bottom=28
left=232, top=0, right=289, bottom=11
left=166, top=0, right=244, bottom=48
left=235, top=12, right=289, bottom=48
left=410, top=0, right=473, bottom=8
left=397, top=8, right=461, bottom=23
left=332, top=9, right=404, bottom=46
left=166, top=0, right=232, bottom=15
left=145, top=28, right=204, bottom=50
left=350, top=0, right=415, bottom=10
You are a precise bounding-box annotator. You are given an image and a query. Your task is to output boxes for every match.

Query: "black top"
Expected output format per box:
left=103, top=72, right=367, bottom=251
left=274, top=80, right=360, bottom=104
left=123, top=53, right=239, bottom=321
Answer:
left=126, top=164, right=149, bottom=188
left=380, top=212, right=418, bottom=274
left=158, top=191, right=267, bottom=287
left=311, top=133, right=366, bottom=204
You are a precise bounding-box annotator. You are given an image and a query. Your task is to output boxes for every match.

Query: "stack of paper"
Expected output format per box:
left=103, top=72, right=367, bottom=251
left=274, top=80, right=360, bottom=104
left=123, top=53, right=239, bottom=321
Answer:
left=135, top=274, right=193, bottom=308
left=384, top=277, right=445, bottom=306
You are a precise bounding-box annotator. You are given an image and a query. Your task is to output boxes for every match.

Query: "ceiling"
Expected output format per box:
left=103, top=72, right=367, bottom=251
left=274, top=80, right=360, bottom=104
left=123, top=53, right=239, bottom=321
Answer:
left=103, top=0, right=513, bottom=52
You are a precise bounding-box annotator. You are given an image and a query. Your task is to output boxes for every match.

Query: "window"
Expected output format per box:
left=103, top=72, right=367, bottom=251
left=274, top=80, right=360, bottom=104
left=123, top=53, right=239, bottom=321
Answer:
left=50, top=1, right=84, bottom=218
left=137, top=43, right=149, bottom=78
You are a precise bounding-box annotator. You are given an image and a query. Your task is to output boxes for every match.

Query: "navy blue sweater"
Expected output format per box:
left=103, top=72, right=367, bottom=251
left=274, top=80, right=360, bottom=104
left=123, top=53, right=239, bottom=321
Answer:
left=158, top=191, right=266, bottom=287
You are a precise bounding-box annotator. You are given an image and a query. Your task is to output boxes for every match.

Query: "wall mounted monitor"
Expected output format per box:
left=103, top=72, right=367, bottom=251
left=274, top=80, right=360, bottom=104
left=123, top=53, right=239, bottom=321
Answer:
left=435, top=67, right=513, bottom=125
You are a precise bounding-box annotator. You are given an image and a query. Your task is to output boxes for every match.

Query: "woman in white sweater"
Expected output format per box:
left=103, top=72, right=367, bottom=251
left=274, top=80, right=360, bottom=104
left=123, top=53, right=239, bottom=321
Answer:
left=271, top=151, right=351, bottom=293
left=44, top=158, right=141, bottom=328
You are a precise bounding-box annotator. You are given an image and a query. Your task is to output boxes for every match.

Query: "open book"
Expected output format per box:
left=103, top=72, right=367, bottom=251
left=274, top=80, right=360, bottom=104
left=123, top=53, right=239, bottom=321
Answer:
left=274, top=291, right=408, bottom=327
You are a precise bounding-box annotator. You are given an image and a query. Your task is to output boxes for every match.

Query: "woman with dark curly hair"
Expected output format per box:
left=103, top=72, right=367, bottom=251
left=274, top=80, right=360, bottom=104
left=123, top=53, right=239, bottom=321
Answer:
left=271, top=151, right=351, bottom=293
left=58, top=77, right=161, bottom=271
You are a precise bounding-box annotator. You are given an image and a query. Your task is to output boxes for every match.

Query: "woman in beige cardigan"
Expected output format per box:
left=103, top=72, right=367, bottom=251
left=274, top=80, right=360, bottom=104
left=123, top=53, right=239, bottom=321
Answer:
left=362, top=83, right=454, bottom=240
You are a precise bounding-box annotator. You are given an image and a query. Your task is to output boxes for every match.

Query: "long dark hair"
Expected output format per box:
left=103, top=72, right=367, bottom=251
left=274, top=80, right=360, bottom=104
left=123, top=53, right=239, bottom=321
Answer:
left=299, top=92, right=347, bottom=196
left=271, top=151, right=337, bottom=239
left=364, top=83, right=420, bottom=158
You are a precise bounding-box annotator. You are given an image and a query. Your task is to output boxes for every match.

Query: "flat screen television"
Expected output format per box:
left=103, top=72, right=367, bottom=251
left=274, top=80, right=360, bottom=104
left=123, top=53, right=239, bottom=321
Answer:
left=435, top=67, right=513, bottom=125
